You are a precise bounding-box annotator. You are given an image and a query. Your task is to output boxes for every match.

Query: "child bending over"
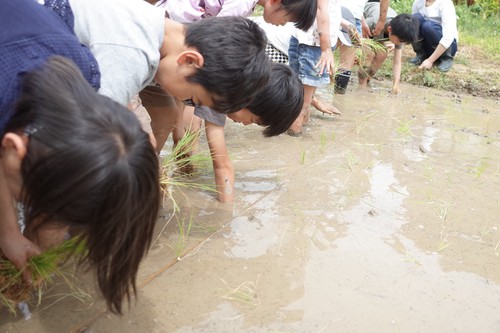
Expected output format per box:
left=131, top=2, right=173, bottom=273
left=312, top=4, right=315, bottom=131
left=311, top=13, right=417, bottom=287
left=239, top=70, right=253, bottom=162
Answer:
left=0, top=57, right=160, bottom=314
left=180, top=63, right=304, bottom=202
left=358, top=13, right=419, bottom=94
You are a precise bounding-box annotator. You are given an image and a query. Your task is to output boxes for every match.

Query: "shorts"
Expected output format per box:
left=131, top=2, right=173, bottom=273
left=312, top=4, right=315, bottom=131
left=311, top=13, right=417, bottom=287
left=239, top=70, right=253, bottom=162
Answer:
left=139, top=84, right=176, bottom=108
left=355, top=18, right=362, bottom=34
left=288, top=36, right=335, bottom=87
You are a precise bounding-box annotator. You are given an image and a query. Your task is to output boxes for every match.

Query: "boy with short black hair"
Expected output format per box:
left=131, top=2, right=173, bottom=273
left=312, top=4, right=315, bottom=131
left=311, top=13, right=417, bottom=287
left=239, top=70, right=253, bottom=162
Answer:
left=180, top=63, right=304, bottom=203
left=67, top=0, right=270, bottom=113
left=358, top=13, right=419, bottom=93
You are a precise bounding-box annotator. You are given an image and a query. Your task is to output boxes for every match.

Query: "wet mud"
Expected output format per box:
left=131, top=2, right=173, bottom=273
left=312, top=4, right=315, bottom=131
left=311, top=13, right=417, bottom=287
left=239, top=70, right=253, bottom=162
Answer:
left=1, top=81, right=499, bottom=332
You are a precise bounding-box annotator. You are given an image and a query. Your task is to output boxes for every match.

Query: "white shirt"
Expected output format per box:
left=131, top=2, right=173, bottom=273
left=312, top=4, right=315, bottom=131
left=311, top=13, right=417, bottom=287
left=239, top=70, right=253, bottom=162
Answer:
left=294, top=0, right=342, bottom=47
left=412, top=0, right=458, bottom=48
left=250, top=16, right=295, bottom=55
left=70, top=0, right=165, bottom=105
left=340, top=0, right=367, bottom=20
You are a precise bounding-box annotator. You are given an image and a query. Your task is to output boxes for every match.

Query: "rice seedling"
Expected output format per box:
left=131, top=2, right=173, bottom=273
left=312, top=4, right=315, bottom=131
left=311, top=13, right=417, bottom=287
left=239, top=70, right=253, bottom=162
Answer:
left=172, top=214, right=193, bottom=260
left=356, top=39, right=389, bottom=79
left=190, top=221, right=219, bottom=235
left=436, top=241, right=452, bottom=253
left=355, top=111, right=378, bottom=136
left=395, top=118, right=414, bottom=137
left=469, top=158, right=488, bottom=179
left=435, top=201, right=450, bottom=222
left=40, top=286, right=94, bottom=311
left=402, top=250, right=421, bottom=266
left=342, top=151, right=359, bottom=171
left=221, top=276, right=261, bottom=307
left=294, top=142, right=306, bottom=165
left=159, top=129, right=216, bottom=212
left=319, top=132, right=328, bottom=153
left=0, top=237, right=86, bottom=315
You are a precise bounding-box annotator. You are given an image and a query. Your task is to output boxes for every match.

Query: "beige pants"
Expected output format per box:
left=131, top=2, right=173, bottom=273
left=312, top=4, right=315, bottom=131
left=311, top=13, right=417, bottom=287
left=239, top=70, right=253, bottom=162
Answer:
left=129, top=94, right=153, bottom=134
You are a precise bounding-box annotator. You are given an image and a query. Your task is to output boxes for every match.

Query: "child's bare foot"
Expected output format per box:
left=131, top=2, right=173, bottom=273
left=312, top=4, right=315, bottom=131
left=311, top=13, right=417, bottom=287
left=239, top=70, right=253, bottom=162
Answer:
left=358, top=78, right=370, bottom=89
left=311, top=97, right=341, bottom=116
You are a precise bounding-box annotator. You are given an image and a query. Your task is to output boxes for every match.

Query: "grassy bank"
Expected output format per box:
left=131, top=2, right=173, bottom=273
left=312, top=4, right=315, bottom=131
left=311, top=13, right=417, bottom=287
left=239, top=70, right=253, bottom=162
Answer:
left=374, top=0, right=499, bottom=97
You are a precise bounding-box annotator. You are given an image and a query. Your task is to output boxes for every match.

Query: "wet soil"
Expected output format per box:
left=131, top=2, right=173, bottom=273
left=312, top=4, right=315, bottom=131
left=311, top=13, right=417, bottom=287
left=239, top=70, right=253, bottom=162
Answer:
left=1, top=79, right=499, bottom=332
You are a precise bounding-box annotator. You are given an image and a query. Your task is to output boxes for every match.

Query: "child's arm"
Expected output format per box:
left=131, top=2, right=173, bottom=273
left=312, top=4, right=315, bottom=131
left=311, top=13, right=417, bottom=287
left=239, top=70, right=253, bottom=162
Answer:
left=0, top=169, right=40, bottom=281
left=372, top=0, right=390, bottom=36
left=418, top=44, right=446, bottom=70
left=204, top=121, right=235, bottom=203
left=361, top=16, right=371, bottom=38
left=316, top=0, right=335, bottom=75
left=392, top=46, right=403, bottom=94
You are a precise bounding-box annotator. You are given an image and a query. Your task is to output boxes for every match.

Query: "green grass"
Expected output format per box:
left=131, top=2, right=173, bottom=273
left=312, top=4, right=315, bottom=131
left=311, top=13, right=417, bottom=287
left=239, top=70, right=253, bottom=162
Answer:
left=455, top=5, right=500, bottom=61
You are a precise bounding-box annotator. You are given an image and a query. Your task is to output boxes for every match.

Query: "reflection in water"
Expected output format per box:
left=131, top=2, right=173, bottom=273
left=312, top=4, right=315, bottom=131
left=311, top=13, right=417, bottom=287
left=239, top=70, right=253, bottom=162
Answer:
left=225, top=192, right=280, bottom=259
left=283, top=160, right=500, bottom=332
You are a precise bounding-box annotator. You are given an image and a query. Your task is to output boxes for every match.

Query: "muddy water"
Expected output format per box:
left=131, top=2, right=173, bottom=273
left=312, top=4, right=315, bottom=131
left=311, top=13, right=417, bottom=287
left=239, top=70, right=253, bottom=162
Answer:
left=1, top=82, right=499, bottom=332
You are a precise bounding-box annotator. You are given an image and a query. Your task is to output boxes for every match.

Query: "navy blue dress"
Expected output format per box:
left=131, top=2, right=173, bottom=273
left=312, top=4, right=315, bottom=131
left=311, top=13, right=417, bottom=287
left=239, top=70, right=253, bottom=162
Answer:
left=0, top=0, right=100, bottom=132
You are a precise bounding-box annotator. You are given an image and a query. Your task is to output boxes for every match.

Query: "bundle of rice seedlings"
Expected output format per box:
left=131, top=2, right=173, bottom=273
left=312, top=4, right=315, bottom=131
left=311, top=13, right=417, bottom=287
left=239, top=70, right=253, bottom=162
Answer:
left=356, top=38, right=391, bottom=79
left=159, top=129, right=215, bottom=212
left=0, top=237, right=86, bottom=315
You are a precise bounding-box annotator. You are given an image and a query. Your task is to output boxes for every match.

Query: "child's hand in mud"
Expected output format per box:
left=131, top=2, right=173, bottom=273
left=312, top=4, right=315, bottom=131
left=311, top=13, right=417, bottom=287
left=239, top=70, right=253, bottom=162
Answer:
left=0, top=231, right=41, bottom=284
left=175, top=153, right=195, bottom=175
left=311, top=97, right=342, bottom=116
left=391, top=86, right=401, bottom=95
left=419, top=59, right=434, bottom=70
left=177, top=161, right=194, bottom=175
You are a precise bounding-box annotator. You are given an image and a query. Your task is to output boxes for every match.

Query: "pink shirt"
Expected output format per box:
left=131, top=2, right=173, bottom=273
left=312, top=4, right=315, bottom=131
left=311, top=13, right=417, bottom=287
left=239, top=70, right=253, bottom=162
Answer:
left=156, top=0, right=258, bottom=22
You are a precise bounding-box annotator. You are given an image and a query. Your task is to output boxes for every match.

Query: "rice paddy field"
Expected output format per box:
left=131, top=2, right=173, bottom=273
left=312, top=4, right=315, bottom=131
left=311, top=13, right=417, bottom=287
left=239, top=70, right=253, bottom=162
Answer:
left=1, top=65, right=499, bottom=331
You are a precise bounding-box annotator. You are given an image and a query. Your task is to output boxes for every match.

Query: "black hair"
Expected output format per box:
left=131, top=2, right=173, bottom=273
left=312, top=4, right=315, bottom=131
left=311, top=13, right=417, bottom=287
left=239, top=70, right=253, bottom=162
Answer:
left=248, top=63, right=304, bottom=137
left=184, top=16, right=270, bottom=113
left=281, top=0, right=318, bottom=31
left=4, top=57, right=161, bottom=314
left=389, top=14, right=420, bottom=43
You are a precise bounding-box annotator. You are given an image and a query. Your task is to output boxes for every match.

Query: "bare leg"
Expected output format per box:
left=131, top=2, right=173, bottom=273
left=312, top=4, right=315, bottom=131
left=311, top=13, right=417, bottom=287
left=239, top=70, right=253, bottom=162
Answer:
left=287, top=85, right=316, bottom=136
left=369, top=51, right=388, bottom=80
left=147, top=104, right=180, bottom=154
left=335, top=44, right=356, bottom=94
left=357, top=44, right=375, bottom=88
left=358, top=46, right=388, bottom=87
